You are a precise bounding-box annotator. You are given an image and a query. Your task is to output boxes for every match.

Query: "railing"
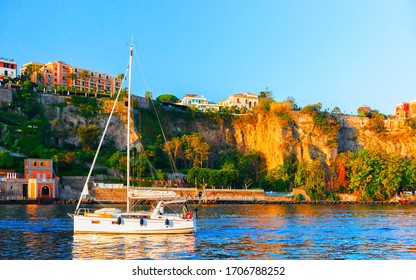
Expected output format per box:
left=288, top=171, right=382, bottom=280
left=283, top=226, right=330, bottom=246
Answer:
left=0, top=196, right=24, bottom=200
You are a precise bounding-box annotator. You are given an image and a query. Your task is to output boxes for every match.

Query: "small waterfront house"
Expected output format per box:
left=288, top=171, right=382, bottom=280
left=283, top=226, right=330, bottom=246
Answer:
left=0, top=159, right=59, bottom=201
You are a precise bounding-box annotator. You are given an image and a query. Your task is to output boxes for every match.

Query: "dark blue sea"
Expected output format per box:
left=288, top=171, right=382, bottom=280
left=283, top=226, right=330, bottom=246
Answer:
left=0, top=203, right=415, bottom=260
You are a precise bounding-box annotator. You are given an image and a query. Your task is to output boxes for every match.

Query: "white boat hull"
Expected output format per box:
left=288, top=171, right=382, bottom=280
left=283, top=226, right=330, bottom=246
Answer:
left=73, top=215, right=196, bottom=234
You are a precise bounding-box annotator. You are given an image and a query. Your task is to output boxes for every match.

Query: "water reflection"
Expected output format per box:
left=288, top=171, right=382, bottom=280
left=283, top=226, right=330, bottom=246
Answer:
left=72, top=234, right=196, bottom=260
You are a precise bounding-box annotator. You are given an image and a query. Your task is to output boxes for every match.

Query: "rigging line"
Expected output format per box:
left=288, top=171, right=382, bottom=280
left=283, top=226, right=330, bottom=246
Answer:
left=149, top=97, right=179, bottom=176
left=133, top=52, right=180, bottom=178
left=75, top=66, right=129, bottom=212
left=133, top=50, right=149, bottom=92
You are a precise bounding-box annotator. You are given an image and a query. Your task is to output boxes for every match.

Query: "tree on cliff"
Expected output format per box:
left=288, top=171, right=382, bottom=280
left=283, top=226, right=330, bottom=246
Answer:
left=366, top=110, right=386, bottom=133
left=145, top=91, right=153, bottom=99
left=182, top=133, right=210, bottom=168
left=265, top=155, right=297, bottom=192
left=294, top=159, right=329, bottom=200
left=77, top=124, right=101, bottom=152
left=357, top=106, right=371, bottom=117
left=258, top=87, right=274, bottom=111
left=156, top=94, right=180, bottom=103
left=0, top=150, right=13, bottom=168
left=348, top=149, right=385, bottom=200
left=259, top=87, right=273, bottom=100
left=163, top=136, right=184, bottom=167
left=106, top=151, right=127, bottom=175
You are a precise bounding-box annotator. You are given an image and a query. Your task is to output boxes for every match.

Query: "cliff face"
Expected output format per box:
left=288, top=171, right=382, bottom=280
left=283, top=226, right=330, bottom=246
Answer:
left=338, top=117, right=416, bottom=158
left=41, top=95, right=416, bottom=169
left=193, top=110, right=416, bottom=170
left=42, top=95, right=130, bottom=150
left=227, top=112, right=339, bottom=170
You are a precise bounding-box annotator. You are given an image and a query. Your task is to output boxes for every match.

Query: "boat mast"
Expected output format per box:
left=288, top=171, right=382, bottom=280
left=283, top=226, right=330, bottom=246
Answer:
left=127, top=44, right=133, bottom=212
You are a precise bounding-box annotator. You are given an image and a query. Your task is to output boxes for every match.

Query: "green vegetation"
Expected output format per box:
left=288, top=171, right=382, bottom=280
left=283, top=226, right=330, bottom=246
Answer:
left=365, top=110, right=386, bottom=133
left=1, top=79, right=416, bottom=202
left=291, top=149, right=416, bottom=201
left=156, top=94, right=180, bottom=103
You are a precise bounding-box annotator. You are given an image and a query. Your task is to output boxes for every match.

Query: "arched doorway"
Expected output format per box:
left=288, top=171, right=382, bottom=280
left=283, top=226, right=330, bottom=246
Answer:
left=41, top=186, right=50, bottom=197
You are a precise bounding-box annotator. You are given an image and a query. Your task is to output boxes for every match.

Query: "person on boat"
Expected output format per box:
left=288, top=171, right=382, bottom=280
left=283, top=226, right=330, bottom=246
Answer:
left=181, top=204, right=187, bottom=217
left=159, top=202, right=164, bottom=215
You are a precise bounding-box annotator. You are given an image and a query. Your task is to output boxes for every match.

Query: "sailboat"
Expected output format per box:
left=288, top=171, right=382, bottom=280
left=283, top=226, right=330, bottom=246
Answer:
left=68, top=44, right=196, bottom=234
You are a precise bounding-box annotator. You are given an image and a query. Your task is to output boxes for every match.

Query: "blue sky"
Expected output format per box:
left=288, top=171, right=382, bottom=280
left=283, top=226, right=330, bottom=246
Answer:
left=2, top=0, right=416, bottom=115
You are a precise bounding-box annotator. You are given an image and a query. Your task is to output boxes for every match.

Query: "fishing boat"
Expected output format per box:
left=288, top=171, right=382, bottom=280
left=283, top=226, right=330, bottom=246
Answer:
left=68, top=44, right=196, bottom=234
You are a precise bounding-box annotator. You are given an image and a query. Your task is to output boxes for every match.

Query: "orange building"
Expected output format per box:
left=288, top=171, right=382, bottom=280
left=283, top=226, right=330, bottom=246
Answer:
left=24, top=158, right=59, bottom=199
left=20, top=61, right=122, bottom=95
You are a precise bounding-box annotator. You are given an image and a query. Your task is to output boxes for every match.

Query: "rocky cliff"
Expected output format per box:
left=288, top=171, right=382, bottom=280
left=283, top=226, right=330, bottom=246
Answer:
left=41, top=94, right=136, bottom=150
left=40, top=95, right=416, bottom=170
left=186, top=104, right=416, bottom=170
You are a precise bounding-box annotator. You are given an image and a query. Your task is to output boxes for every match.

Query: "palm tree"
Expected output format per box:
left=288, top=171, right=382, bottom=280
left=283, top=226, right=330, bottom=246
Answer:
left=32, top=64, right=43, bottom=84
left=66, top=72, right=77, bottom=92
left=116, top=73, right=125, bottom=81
left=24, top=63, right=43, bottom=84
left=79, top=69, right=90, bottom=96
left=23, top=64, right=34, bottom=78
left=144, top=90, right=153, bottom=99
left=114, top=73, right=125, bottom=98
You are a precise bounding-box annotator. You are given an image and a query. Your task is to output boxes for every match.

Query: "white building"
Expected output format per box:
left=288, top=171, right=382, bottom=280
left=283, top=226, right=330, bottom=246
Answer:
left=0, top=57, right=17, bottom=80
left=180, top=94, right=208, bottom=106
left=218, top=92, right=259, bottom=110
left=179, top=94, right=221, bottom=111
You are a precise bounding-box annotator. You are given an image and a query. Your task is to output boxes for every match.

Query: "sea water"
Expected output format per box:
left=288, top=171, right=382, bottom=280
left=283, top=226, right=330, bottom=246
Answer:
left=0, top=203, right=415, bottom=260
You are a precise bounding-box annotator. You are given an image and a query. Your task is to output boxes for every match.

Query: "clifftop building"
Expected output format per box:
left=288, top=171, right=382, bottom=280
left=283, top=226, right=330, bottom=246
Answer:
left=0, top=57, right=17, bottom=81
left=179, top=94, right=221, bottom=111
left=20, top=60, right=122, bottom=95
left=178, top=92, right=259, bottom=112
left=218, top=92, right=259, bottom=110
left=395, top=99, right=416, bottom=119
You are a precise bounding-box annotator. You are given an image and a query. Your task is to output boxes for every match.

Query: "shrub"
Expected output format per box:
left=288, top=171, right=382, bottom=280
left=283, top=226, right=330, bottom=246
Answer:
left=294, top=193, right=304, bottom=202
